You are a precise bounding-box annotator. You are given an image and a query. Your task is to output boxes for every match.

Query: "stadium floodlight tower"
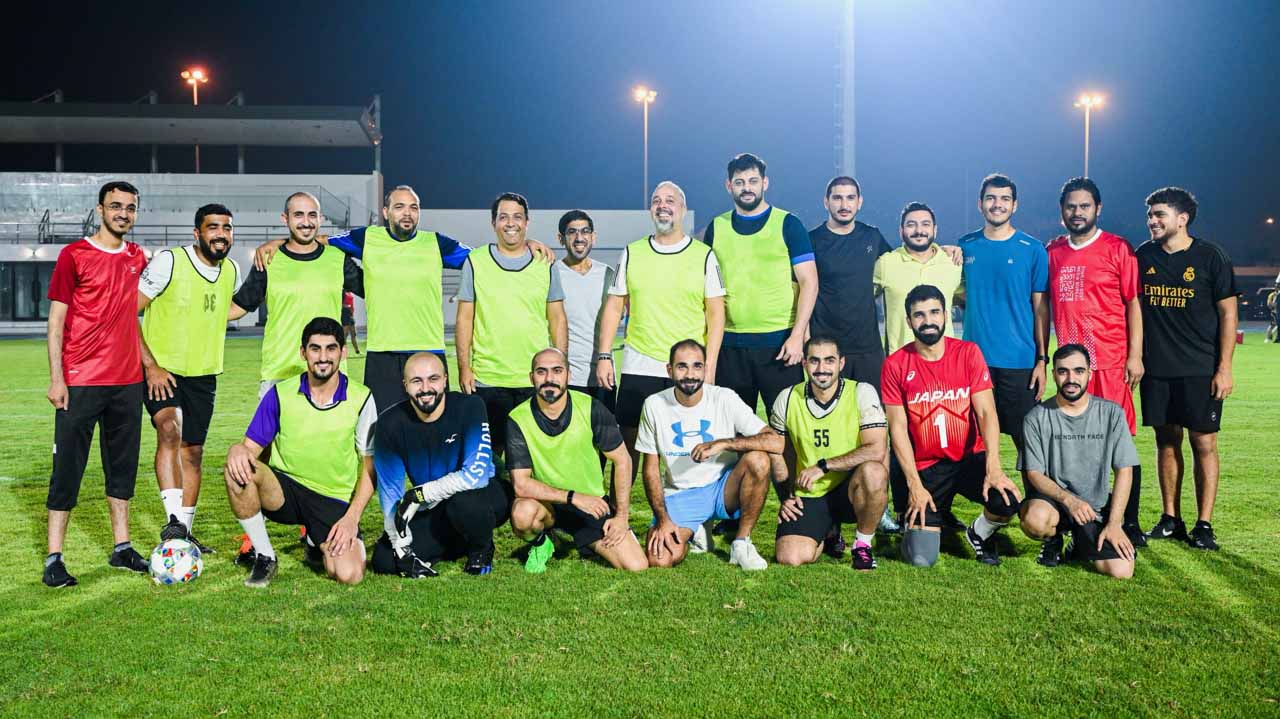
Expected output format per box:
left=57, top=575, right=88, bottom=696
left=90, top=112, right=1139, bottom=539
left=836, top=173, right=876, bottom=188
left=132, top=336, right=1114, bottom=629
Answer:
left=1073, top=93, right=1104, bottom=178
left=633, top=85, right=657, bottom=209
left=181, top=68, right=210, bottom=172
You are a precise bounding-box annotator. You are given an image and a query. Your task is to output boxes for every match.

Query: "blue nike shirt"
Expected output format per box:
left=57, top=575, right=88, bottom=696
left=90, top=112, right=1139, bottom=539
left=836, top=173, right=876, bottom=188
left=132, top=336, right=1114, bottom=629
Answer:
left=956, top=230, right=1048, bottom=369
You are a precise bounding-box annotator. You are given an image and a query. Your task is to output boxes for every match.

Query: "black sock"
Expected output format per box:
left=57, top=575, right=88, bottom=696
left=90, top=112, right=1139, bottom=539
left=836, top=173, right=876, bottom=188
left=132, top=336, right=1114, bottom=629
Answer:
left=45, top=552, right=62, bottom=568
left=113, top=541, right=132, bottom=553
left=1124, top=463, right=1142, bottom=525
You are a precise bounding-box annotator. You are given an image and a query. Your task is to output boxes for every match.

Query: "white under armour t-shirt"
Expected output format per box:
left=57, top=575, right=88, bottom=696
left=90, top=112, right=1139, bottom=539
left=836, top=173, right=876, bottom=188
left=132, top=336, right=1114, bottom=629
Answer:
left=635, top=384, right=766, bottom=491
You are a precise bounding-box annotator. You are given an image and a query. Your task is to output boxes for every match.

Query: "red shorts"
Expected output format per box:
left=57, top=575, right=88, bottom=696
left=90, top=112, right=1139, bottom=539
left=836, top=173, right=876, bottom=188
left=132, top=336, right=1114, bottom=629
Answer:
left=1088, top=367, right=1136, bottom=435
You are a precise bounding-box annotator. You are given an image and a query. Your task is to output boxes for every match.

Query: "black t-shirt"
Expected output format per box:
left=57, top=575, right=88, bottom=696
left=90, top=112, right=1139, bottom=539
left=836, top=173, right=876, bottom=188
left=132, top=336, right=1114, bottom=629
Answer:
left=1136, top=237, right=1237, bottom=377
left=506, top=393, right=624, bottom=470
left=374, top=392, right=490, bottom=485
left=808, top=220, right=892, bottom=355
left=232, top=243, right=365, bottom=312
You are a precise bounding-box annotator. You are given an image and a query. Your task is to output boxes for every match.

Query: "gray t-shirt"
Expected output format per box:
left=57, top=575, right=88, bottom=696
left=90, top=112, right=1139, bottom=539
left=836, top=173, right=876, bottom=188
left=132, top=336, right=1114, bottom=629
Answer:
left=556, top=259, right=614, bottom=387
left=456, top=246, right=565, bottom=303
left=1020, top=396, right=1139, bottom=511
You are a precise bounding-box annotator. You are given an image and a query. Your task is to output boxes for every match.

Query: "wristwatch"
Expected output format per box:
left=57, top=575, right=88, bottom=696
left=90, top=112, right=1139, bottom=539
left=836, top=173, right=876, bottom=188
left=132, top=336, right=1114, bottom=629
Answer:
left=816, top=458, right=829, bottom=473
left=1036, top=355, right=1050, bottom=364
left=595, top=353, right=614, bottom=362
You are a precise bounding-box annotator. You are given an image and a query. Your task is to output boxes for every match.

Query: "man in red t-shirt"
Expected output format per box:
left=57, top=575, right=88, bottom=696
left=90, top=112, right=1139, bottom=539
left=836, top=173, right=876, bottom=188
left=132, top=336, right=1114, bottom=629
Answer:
left=42, top=181, right=151, bottom=587
left=341, top=290, right=360, bottom=354
left=881, top=284, right=1021, bottom=567
left=1046, top=177, right=1146, bottom=547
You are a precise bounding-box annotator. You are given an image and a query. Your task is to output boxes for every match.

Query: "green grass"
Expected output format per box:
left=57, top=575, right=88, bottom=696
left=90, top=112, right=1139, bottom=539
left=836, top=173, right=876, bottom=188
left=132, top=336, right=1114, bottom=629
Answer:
left=1, top=336, right=1278, bottom=717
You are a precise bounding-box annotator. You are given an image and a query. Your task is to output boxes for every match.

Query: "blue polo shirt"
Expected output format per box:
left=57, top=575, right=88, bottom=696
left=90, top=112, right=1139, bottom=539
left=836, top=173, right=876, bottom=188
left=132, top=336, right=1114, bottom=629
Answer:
left=956, top=230, right=1048, bottom=369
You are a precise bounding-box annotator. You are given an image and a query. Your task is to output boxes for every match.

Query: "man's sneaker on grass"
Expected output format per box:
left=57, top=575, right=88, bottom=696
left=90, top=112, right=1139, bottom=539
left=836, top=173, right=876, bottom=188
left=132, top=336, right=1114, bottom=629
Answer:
left=160, top=514, right=190, bottom=543
left=187, top=534, right=215, bottom=556
left=42, top=557, right=77, bottom=588
left=851, top=541, right=876, bottom=571
left=689, top=521, right=712, bottom=554
left=823, top=528, right=847, bottom=558
left=244, top=554, right=278, bottom=588
left=524, top=532, right=554, bottom=574
left=1187, top=521, right=1219, bottom=551
left=1123, top=523, right=1148, bottom=549
left=108, top=545, right=149, bottom=573
left=464, top=545, right=494, bottom=575
left=964, top=527, right=1001, bottom=566
left=396, top=551, right=439, bottom=579
left=235, top=534, right=256, bottom=566
left=1147, top=514, right=1188, bottom=541
left=1037, top=533, right=1064, bottom=567
left=728, top=538, right=767, bottom=571
left=878, top=508, right=901, bottom=534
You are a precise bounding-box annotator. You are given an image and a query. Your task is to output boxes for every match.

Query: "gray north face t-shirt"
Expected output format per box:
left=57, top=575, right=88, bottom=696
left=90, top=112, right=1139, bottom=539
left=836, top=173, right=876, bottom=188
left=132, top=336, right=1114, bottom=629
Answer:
left=1019, top=396, right=1139, bottom=511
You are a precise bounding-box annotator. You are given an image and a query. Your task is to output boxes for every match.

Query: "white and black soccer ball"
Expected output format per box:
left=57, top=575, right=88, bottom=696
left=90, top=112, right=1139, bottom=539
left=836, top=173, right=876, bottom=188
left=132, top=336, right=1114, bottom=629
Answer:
left=149, top=539, right=203, bottom=585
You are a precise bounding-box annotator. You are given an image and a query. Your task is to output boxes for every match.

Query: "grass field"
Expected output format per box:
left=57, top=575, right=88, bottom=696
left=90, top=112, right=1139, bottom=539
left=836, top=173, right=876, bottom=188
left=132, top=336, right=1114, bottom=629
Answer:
left=1, top=335, right=1278, bottom=718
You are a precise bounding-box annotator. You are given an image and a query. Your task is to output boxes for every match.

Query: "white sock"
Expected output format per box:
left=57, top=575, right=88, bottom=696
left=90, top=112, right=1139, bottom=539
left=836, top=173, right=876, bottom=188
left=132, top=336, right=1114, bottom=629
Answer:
left=238, top=512, right=276, bottom=559
left=160, top=489, right=183, bottom=521
left=855, top=531, right=875, bottom=547
left=972, top=513, right=1006, bottom=540
left=180, top=506, right=196, bottom=531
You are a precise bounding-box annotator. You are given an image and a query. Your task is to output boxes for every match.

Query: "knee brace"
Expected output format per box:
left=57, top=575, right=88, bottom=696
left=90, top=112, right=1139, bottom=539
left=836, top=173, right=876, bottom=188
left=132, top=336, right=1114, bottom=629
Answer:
left=901, top=529, right=941, bottom=568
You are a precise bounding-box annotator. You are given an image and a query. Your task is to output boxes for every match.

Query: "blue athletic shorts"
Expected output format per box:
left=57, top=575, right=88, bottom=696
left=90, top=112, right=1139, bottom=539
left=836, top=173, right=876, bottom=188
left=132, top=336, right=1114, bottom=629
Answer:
left=655, top=463, right=739, bottom=532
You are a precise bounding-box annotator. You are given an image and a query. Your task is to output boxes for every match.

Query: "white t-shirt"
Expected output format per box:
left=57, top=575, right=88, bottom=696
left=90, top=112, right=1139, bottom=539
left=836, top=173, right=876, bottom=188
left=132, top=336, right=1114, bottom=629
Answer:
left=635, top=384, right=766, bottom=491
left=608, top=235, right=727, bottom=378
left=139, top=245, right=242, bottom=299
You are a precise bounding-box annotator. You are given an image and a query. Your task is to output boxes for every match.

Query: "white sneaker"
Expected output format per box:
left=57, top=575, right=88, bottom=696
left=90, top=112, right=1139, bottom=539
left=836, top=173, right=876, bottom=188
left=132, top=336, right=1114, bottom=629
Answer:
left=729, top=538, right=768, bottom=571
left=689, top=521, right=714, bottom=554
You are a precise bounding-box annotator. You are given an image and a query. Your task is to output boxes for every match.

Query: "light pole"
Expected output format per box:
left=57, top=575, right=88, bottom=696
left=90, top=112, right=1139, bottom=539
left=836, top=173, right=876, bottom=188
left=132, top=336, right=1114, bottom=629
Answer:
left=182, top=68, right=208, bottom=173
left=1073, top=93, right=1103, bottom=177
left=633, top=85, right=657, bottom=208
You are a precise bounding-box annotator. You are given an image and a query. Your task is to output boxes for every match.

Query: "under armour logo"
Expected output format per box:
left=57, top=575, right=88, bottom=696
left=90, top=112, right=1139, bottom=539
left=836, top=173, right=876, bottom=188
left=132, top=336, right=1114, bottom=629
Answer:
left=671, top=420, right=713, bottom=447
left=444, top=433, right=458, bottom=444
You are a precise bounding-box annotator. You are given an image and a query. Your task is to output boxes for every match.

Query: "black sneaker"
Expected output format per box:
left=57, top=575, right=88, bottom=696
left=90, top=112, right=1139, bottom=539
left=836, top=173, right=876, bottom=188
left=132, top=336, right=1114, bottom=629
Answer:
left=1187, top=521, right=1219, bottom=551
left=464, top=546, right=494, bottom=576
left=304, top=543, right=325, bottom=567
left=396, top=550, right=439, bottom=579
left=1123, top=523, right=1148, bottom=549
left=823, top=528, right=847, bottom=559
left=1147, top=514, right=1188, bottom=541
left=187, top=533, right=215, bottom=556
left=42, top=558, right=78, bottom=588
left=1037, top=534, right=1064, bottom=567
left=964, top=527, right=1001, bottom=566
left=942, top=510, right=966, bottom=532
left=160, top=514, right=189, bottom=543
left=108, top=546, right=149, bottom=573
left=851, top=542, right=877, bottom=571
left=235, top=548, right=258, bottom=567
left=244, top=553, right=278, bottom=588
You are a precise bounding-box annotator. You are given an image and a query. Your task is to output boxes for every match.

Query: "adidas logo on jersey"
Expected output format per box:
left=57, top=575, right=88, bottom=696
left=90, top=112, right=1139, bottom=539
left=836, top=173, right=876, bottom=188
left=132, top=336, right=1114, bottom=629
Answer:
left=1146, top=266, right=1157, bottom=275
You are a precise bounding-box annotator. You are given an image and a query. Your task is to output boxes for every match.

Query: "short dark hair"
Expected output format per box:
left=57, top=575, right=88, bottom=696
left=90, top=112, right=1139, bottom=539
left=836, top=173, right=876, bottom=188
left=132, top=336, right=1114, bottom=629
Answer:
left=825, top=176, right=860, bottom=197
left=1053, top=343, right=1091, bottom=366
left=900, top=201, right=936, bottom=226
left=1146, top=186, right=1198, bottom=226
left=491, top=192, right=529, bottom=222
left=98, top=181, right=139, bottom=206
left=727, top=153, right=767, bottom=179
left=905, top=284, right=947, bottom=316
left=383, top=185, right=419, bottom=208
left=194, top=203, right=233, bottom=228
left=558, top=209, right=593, bottom=236
left=1059, top=177, right=1101, bottom=207
left=284, top=191, right=320, bottom=214
left=668, top=338, right=706, bottom=365
left=804, top=335, right=841, bottom=357
left=301, top=316, right=345, bottom=349
left=979, top=173, right=1017, bottom=202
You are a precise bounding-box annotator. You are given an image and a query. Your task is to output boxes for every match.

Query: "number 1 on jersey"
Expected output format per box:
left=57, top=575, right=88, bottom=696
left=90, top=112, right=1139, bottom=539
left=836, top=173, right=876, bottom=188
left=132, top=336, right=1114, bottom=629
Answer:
left=932, top=413, right=948, bottom=449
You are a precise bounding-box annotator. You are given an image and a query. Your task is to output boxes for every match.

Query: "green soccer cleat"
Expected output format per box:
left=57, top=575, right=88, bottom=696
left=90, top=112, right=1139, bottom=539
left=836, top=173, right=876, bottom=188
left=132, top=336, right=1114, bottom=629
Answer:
left=524, top=532, right=554, bottom=574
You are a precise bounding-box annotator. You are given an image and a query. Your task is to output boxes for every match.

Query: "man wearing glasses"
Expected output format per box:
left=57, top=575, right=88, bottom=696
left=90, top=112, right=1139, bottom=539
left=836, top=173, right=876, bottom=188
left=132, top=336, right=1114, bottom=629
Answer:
left=555, top=210, right=616, bottom=411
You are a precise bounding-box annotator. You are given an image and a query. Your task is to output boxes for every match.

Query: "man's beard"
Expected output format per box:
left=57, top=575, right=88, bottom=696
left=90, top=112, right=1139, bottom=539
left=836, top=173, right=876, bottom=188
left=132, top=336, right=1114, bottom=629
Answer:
left=1067, top=217, right=1097, bottom=237
left=200, top=237, right=230, bottom=262
left=538, top=382, right=565, bottom=403
left=308, top=361, right=336, bottom=382
left=675, top=378, right=704, bottom=397
left=912, top=324, right=944, bottom=346
left=735, top=192, right=762, bottom=213
left=1058, top=382, right=1086, bottom=401
left=829, top=212, right=853, bottom=227
left=654, top=218, right=675, bottom=233
left=810, top=372, right=836, bottom=390
left=291, top=227, right=317, bottom=245
left=903, top=233, right=932, bottom=252
left=411, top=390, right=442, bottom=415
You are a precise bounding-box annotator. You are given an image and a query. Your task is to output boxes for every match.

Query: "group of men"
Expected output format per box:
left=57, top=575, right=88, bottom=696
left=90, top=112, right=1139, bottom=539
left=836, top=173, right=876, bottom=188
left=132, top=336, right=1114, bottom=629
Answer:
left=41, top=156, right=1237, bottom=588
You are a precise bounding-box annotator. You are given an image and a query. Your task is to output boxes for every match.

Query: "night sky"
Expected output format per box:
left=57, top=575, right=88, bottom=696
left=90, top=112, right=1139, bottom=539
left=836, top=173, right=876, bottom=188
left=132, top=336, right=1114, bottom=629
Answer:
left=4, top=1, right=1278, bottom=263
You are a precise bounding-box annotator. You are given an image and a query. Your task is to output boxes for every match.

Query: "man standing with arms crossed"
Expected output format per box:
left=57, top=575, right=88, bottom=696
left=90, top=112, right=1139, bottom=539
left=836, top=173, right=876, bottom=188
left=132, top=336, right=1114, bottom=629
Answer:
left=138, top=203, right=241, bottom=552
left=556, top=210, right=615, bottom=410
left=1045, top=178, right=1146, bottom=546
left=43, top=181, right=150, bottom=587
left=1138, top=187, right=1237, bottom=550
left=456, top=192, right=568, bottom=461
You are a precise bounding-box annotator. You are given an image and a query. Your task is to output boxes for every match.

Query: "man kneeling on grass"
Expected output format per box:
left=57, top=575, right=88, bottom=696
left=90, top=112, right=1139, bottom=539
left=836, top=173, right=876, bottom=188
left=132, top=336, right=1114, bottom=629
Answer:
left=1018, top=344, right=1137, bottom=579
left=224, top=317, right=376, bottom=587
left=508, top=349, right=647, bottom=573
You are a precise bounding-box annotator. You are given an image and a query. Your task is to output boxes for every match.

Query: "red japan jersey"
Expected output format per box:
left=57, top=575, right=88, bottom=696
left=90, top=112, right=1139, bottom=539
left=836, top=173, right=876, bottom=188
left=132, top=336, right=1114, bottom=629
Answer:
left=1047, top=230, right=1138, bottom=370
left=47, top=238, right=147, bottom=386
left=881, top=337, right=992, bottom=470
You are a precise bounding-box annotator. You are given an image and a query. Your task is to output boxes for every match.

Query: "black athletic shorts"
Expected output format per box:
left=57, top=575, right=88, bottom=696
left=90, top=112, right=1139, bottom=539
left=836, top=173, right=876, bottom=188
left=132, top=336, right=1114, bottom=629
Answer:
left=890, top=452, right=1021, bottom=528
left=371, top=479, right=514, bottom=571
left=341, top=306, right=355, bottom=326
left=776, top=476, right=859, bottom=542
left=365, top=351, right=448, bottom=412
left=262, top=468, right=356, bottom=544
left=47, top=382, right=144, bottom=511
left=989, top=367, right=1038, bottom=448
left=551, top=496, right=614, bottom=551
left=615, top=373, right=672, bottom=428
left=476, top=386, right=535, bottom=455
left=569, top=384, right=616, bottom=416
left=144, top=373, right=217, bottom=445
left=717, top=344, right=804, bottom=414
left=1043, top=496, right=1124, bottom=562
left=1140, top=375, right=1223, bottom=433
left=840, top=350, right=885, bottom=394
